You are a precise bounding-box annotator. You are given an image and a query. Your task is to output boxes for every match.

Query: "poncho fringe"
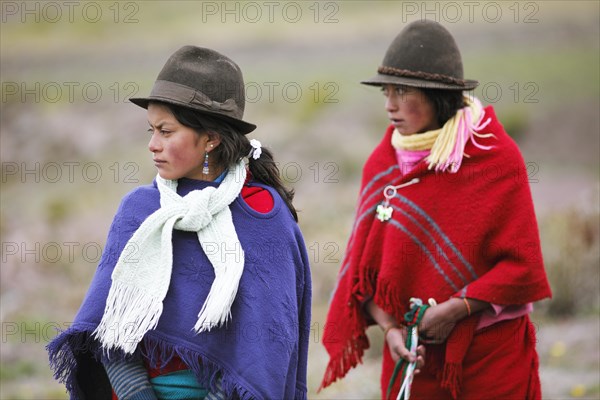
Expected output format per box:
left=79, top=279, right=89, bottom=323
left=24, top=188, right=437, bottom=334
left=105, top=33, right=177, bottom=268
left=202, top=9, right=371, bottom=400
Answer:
left=48, top=326, right=282, bottom=400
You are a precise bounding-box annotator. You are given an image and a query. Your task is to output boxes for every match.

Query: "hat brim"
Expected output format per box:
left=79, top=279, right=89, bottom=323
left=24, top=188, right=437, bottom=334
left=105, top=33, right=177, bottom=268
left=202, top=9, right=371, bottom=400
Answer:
left=130, top=96, right=257, bottom=135
left=361, top=73, right=479, bottom=91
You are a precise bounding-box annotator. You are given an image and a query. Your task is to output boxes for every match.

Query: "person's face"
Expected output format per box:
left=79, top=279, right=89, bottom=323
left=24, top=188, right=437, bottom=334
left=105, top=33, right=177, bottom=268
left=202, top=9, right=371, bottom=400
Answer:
left=147, top=103, right=219, bottom=180
left=382, top=84, right=439, bottom=135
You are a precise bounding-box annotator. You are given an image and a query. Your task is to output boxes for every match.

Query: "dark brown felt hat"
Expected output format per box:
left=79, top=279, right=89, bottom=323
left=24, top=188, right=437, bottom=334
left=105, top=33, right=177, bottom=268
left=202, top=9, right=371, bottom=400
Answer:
left=131, top=46, right=256, bottom=134
left=361, top=20, right=478, bottom=90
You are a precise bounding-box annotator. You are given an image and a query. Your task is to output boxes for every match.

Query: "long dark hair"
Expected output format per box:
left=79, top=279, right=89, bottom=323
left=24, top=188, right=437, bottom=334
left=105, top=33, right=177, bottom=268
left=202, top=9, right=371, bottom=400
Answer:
left=162, top=102, right=298, bottom=222
left=420, top=88, right=467, bottom=127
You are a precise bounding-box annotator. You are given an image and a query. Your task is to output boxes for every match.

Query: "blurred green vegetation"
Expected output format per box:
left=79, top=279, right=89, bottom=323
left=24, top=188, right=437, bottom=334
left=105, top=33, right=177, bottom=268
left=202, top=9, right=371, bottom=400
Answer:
left=539, top=209, right=600, bottom=317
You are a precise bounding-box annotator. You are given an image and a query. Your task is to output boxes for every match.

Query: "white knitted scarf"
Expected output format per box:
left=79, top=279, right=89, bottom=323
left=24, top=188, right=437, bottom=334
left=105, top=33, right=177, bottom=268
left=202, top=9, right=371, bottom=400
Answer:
left=94, top=161, right=247, bottom=354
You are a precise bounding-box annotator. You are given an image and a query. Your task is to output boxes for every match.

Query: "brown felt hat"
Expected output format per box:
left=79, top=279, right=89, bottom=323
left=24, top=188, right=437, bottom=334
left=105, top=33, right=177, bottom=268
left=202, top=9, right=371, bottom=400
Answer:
left=131, top=46, right=256, bottom=134
left=361, top=20, right=478, bottom=90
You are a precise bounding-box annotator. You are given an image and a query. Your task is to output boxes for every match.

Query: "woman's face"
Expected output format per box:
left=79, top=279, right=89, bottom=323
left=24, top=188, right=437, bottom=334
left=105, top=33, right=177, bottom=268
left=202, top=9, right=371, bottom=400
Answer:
left=147, top=103, right=219, bottom=180
left=382, top=84, right=439, bottom=135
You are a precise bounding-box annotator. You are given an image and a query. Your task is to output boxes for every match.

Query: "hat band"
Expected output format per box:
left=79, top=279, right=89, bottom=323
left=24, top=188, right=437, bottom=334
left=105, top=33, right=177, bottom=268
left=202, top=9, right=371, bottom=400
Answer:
left=150, top=80, right=238, bottom=113
left=378, top=66, right=466, bottom=87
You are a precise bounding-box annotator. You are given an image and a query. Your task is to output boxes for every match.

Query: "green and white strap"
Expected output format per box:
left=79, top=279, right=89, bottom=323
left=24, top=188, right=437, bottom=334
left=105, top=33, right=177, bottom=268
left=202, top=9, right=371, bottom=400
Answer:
left=386, top=298, right=430, bottom=400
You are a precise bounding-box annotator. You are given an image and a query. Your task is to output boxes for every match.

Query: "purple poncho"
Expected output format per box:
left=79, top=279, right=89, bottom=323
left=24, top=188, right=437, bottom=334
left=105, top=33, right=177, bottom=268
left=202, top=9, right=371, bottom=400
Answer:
left=47, top=178, right=311, bottom=399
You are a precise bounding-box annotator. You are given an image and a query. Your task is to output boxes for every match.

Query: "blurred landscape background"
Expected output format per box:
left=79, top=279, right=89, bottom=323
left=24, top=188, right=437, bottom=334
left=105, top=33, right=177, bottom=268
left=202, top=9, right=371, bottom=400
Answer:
left=1, top=1, right=599, bottom=398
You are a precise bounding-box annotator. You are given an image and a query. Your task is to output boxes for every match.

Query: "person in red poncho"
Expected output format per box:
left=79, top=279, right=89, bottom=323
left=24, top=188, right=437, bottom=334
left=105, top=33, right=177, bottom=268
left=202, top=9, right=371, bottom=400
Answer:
left=320, top=20, right=551, bottom=399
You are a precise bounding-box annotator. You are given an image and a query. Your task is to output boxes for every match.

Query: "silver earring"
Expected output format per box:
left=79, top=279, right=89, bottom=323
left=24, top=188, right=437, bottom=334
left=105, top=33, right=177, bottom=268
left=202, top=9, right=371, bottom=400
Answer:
left=202, top=152, right=209, bottom=175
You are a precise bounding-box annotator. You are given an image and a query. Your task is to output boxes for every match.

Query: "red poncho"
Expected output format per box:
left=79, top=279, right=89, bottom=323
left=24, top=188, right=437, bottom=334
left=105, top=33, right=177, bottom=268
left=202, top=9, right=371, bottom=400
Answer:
left=321, top=107, right=551, bottom=399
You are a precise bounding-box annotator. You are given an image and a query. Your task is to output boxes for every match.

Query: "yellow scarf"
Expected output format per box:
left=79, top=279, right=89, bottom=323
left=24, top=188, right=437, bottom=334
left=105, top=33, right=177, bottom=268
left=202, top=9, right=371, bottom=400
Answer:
left=391, top=126, right=440, bottom=151
left=391, top=97, right=493, bottom=173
